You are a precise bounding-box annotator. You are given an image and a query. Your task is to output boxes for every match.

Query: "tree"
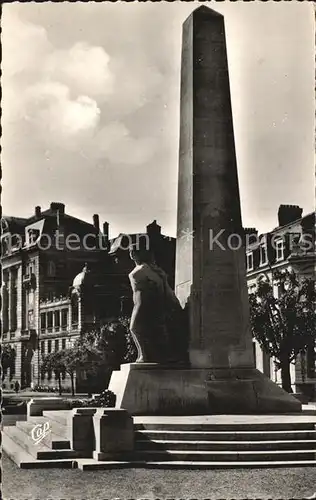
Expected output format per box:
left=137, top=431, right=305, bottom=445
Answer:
left=249, top=269, right=316, bottom=392
left=41, top=351, right=65, bottom=395
left=98, top=317, right=135, bottom=368
left=39, top=317, right=136, bottom=396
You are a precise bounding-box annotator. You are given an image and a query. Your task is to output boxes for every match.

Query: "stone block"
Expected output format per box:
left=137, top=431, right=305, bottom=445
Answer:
left=27, top=398, right=72, bottom=417
left=109, top=363, right=301, bottom=415
left=92, top=408, right=134, bottom=461
left=68, top=408, right=97, bottom=452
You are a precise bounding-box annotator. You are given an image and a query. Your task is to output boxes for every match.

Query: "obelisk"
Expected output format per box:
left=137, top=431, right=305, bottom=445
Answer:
left=109, top=6, right=301, bottom=414
left=175, top=6, right=300, bottom=412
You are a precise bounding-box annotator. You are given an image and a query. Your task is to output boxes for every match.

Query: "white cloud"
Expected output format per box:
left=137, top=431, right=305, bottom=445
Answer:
left=2, top=9, right=159, bottom=166
left=32, top=88, right=100, bottom=140
left=93, top=122, right=155, bottom=165
left=45, top=42, right=114, bottom=98
left=2, top=10, right=51, bottom=78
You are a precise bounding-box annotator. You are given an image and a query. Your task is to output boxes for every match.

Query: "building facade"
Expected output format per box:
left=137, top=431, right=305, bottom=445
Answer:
left=1, top=204, right=175, bottom=391
left=245, top=204, right=315, bottom=397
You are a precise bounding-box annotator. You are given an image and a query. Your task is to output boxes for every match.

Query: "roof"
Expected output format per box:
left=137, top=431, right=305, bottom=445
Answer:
left=109, top=232, right=175, bottom=255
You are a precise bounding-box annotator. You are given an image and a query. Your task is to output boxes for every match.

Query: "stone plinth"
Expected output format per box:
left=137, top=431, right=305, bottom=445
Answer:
left=68, top=408, right=97, bottom=452
left=27, top=398, right=72, bottom=417
left=92, top=408, right=134, bottom=461
left=109, top=363, right=300, bottom=415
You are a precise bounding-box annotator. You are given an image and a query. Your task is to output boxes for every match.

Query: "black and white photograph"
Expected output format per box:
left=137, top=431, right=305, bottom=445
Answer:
left=1, top=1, right=315, bottom=499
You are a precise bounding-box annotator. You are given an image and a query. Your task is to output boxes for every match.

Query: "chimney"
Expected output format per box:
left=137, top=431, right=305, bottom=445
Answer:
left=103, top=222, right=109, bottom=239
left=146, top=220, right=161, bottom=236
left=278, top=205, right=303, bottom=227
left=93, top=214, right=100, bottom=232
left=50, top=202, right=65, bottom=216
left=244, top=227, right=258, bottom=246
left=35, top=206, right=41, bottom=218
left=50, top=203, right=65, bottom=229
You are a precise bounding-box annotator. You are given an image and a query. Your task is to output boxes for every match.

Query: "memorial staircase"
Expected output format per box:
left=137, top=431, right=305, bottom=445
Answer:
left=3, top=410, right=316, bottom=470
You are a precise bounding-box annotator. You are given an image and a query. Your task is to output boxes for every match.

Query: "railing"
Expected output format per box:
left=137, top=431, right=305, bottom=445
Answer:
left=40, top=326, right=70, bottom=335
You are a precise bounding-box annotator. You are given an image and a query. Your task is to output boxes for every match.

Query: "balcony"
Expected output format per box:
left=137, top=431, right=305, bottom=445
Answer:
left=39, top=326, right=70, bottom=336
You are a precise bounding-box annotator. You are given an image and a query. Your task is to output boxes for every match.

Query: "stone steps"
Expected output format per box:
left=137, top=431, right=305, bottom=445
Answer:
left=16, top=418, right=70, bottom=442
left=129, top=449, right=316, bottom=462
left=3, top=426, right=84, bottom=460
left=134, top=422, right=316, bottom=432
left=132, top=420, right=316, bottom=465
left=135, top=429, right=316, bottom=441
left=2, top=432, right=76, bottom=469
left=4, top=412, right=316, bottom=469
left=135, top=438, right=316, bottom=451
left=42, top=410, right=70, bottom=427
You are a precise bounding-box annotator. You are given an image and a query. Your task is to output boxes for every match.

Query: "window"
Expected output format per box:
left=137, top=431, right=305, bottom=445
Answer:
left=61, top=309, right=68, bottom=330
left=55, top=339, right=59, bottom=352
left=246, top=252, right=254, bottom=271
left=54, top=311, right=60, bottom=331
left=41, top=341, right=45, bottom=355
left=10, top=269, right=18, bottom=331
left=2, top=276, right=9, bottom=333
left=28, top=310, right=34, bottom=330
left=275, top=239, right=284, bottom=261
left=40, top=313, right=46, bottom=332
left=61, top=339, right=66, bottom=350
left=26, top=261, right=34, bottom=275
left=47, top=340, right=52, bottom=353
left=260, top=242, right=268, bottom=266
left=72, top=296, right=79, bottom=325
left=47, top=261, right=56, bottom=277
left=47, top=311, right=53, bottom=331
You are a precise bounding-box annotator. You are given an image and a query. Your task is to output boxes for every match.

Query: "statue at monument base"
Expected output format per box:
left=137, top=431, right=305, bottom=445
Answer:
left=128, top=242, right=189, bottom=366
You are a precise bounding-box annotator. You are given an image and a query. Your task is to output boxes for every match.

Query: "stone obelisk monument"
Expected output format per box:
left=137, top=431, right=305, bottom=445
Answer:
left=174, top=6, right=300, bottom=412
left=109, top=6, right=301, bottom=414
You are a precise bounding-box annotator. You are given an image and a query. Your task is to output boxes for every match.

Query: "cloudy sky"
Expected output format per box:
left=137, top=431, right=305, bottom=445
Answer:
left=2, top=1, right=314, bottom=238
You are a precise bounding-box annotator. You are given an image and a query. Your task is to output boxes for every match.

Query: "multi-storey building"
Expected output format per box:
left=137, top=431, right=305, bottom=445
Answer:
left=1, top=204, right=176, bottom=391
left=1, top=202, right=110, bottom=389
left=245, top=204, right=315, bottom=397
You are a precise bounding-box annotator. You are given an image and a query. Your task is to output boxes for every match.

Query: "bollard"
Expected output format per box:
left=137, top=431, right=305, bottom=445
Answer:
left=92, top=408, right=134, bottom=461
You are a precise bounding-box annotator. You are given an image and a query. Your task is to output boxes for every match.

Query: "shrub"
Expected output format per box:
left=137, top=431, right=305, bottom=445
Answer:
left=70, top=389, right=116, bottom=408
left=33, top=384, right=71, bottom=393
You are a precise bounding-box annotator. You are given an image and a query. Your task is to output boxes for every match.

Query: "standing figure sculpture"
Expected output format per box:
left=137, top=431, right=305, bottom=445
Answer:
left=128, top=241, right=189, bottom=365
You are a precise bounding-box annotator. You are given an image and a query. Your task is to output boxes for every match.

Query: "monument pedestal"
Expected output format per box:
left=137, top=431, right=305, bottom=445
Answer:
left=109, top=363, right=301, bottom=415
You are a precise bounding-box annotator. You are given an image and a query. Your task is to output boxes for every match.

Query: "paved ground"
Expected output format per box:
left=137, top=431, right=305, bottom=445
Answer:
left=4, top=390, right=90, bottom=399
left=3, top=452, right=316, bottom=500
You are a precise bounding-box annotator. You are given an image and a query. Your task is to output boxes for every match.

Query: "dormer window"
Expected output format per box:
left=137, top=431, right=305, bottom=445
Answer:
left=275, top=239, right=284, bottom=261
left=246, top=251, right=254, bottom=271
left=260, top=240, right=268, bottom=267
